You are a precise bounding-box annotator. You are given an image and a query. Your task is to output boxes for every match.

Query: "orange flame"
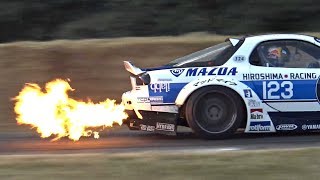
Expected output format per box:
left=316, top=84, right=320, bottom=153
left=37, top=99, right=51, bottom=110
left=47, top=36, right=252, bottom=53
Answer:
left=13, top=79, right=128, bottom=141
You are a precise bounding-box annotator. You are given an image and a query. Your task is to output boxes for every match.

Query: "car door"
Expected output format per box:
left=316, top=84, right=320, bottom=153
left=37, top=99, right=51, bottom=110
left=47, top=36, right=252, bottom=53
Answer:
left=247, top=39, right=320, bottom=125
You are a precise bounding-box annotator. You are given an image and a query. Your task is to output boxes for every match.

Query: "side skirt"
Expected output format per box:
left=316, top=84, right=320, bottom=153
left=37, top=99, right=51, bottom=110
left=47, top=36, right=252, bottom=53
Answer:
left=269, top=111, right=320, bottom=132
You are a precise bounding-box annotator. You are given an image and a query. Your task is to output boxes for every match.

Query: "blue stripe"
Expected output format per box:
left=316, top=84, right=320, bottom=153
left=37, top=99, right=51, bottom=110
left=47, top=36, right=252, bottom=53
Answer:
left=241, top=80, right=317, bottom=100
left=250, top=121, right=271, bottom=126
left=149, top=83, right=187, bottom=103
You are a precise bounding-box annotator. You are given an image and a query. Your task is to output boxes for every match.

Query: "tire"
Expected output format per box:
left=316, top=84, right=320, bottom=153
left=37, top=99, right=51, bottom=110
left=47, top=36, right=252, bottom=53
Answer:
left=185, top=86, right=245, bottom=139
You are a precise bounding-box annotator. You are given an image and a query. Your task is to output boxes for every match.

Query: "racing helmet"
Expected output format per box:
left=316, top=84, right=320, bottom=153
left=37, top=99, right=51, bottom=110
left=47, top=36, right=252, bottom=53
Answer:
left=264, top=46, right=290, bottom=67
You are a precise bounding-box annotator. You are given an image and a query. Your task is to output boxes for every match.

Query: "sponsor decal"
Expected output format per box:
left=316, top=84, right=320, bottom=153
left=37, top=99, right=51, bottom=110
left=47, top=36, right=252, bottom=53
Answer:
left=276, top=124, right=297, bottom=131
left=262, top=81, right=293, bottom=100
left=243, top=73, right=284, bottom=80
left=233, top=55, right=245, bottom=62
left=137, top=96, right=164, bottom=104
left=140, top=124, right=155, bottom=132
left=250, top=108, right=263, bottom=119
left=149, top=96, right=163, bottom=104
left=216, top=79, right=237, bottom=85
left=148, top=83, right=186, bottom=104
left=137, top=97, right=150, bottom=103
left=243, top=73, right=317, bottom=80
left=193, top=78, right=237, bottom=87
left=302, top=124, right=320, bottom=130
left=156, top=122, right=175, bottom=131
left=290, top=73, right=317, bottom=80
left=150, top=83, right=170, bottom=93
left=244, top=89, right=252, bottom=98
left=157, top=78, right=172, bottom=82
left=170, top=69, right=184, bottom=77
left=186, top=67, right=237, bottom=77
left=249, top=121, right=271, bottom=131
left=248, top=99, right=260, bottom=107
left=193, top=78, right=215, bottom=87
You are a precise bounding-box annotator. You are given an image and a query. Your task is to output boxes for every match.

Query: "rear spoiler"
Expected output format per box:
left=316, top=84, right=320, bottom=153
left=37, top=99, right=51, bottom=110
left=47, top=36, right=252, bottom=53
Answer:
left=226, top=36, right=247, bottom=46
left=123, top=61, right=145, bottom=75
left=228, top=38, right=240, bottom=46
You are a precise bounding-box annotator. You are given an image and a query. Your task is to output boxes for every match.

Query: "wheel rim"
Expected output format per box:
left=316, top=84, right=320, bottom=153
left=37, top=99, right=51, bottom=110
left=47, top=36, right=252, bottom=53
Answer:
left=193, top=91, right=237, bottom=134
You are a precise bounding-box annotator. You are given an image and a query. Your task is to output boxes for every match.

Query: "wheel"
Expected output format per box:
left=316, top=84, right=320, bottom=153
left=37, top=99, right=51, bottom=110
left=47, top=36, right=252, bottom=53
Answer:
left=185, top=86, right=245, bottom=139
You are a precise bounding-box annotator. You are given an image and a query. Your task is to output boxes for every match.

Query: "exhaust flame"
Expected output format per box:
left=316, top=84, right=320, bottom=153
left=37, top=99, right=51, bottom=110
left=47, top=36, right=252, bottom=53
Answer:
left=13, top=79, right=128, bottom=141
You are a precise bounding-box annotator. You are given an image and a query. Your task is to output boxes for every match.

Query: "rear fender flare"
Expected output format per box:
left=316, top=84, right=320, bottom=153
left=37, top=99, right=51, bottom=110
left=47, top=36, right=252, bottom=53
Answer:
left=176, top=77, right=248, bottom=106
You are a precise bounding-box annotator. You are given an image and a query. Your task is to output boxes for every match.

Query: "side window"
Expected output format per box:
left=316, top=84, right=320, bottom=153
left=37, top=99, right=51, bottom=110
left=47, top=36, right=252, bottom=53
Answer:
left=249, top=49, right=262, bottom=66
left=249, top=40, right=320, bottom=68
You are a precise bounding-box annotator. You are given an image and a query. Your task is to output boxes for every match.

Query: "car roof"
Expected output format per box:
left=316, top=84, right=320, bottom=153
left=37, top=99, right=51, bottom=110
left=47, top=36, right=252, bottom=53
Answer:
left=227, top=34, right=318, bottom=47
left=241, top=33, right=316, bottom=41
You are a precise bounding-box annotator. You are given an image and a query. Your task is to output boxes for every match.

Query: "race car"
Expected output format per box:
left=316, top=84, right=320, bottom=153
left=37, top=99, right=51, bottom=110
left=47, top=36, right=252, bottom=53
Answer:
left=122, top=34, right=320, bottom=139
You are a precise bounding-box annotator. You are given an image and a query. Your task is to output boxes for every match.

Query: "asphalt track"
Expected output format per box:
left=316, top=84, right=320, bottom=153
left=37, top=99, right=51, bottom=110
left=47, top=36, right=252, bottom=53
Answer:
left=1, top=126, right=320, bottom=155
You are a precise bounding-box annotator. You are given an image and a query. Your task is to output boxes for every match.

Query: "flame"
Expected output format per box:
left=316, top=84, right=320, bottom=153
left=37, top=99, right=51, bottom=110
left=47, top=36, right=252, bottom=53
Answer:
left=13, top=79, right=128, bottom=141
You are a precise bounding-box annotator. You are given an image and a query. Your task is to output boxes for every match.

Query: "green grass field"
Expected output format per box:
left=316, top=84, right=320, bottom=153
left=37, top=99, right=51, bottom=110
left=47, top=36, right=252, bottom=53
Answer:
left=1, top=148, right=319, bottom=180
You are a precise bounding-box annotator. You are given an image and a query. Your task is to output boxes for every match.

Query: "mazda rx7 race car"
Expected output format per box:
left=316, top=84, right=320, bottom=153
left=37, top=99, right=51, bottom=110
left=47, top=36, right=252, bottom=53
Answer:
left=122, top=34, right=320, bottom=139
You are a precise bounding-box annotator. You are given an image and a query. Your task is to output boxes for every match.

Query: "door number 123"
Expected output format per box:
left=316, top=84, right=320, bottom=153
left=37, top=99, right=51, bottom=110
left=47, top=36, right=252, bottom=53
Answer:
left=262, top=81, right=293, bottom=99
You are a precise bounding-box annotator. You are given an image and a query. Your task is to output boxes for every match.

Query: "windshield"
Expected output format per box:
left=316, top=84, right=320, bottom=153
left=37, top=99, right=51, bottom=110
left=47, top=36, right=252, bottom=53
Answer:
left=166, top=41, right=236, bottom=67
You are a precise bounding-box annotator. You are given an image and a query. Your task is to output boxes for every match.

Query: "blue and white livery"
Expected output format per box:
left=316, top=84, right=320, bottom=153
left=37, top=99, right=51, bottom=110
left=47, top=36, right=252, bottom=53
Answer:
left=122, top=34, right=320, bottom=139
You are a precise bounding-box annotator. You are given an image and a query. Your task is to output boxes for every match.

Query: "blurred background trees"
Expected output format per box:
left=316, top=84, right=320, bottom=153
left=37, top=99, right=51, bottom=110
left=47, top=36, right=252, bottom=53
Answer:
left=0, top=0, right=319, bottom=42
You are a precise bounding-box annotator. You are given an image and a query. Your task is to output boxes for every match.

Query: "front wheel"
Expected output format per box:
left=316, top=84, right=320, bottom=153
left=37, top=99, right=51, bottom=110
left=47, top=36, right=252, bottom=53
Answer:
left=185, top=86, right=245, bottom=139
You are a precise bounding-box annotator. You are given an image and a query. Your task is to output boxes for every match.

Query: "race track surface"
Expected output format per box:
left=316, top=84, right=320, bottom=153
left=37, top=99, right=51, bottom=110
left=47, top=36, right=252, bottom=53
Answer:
left=1, top=126, right=320, bottom=154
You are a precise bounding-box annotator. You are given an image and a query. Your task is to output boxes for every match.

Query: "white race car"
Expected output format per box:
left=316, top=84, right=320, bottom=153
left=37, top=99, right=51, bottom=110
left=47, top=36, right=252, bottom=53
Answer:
left=122, top=34, right=320, bottom=139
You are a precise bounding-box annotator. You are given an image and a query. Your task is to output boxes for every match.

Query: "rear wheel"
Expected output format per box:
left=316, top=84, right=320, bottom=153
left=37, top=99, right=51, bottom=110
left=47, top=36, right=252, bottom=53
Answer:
left=185, top=86, right=245, bottom=139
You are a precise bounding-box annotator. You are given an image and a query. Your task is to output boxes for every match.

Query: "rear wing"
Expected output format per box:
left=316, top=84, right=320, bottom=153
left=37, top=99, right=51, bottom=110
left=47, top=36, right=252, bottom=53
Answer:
left=229, top=38, right=240, bottom=46
left=123, top=61, right=145, bottom=75
left=225, top=35, right=247, bottom=46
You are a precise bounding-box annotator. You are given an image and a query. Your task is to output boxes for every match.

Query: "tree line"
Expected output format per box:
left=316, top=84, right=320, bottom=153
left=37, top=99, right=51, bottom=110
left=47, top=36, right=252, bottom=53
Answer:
left=0, top=0, right=319, bottom=42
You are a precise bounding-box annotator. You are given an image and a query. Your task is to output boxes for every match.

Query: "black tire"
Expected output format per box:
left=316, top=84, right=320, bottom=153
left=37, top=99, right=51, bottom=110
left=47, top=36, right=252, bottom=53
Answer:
left=185, top=86, right=245, bottom=139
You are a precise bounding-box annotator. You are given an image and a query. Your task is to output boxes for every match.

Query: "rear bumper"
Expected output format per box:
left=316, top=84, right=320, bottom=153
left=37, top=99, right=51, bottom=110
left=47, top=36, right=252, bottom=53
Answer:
left=123, top=110, right=138, bottom=123
left=122, top=89, right=180, bottom=134
left=124, top=110, right=179, bottom=135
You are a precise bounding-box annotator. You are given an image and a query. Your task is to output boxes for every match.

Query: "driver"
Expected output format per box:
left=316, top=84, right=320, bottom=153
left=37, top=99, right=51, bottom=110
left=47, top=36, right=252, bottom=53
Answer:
left=264, top=46, right=290, bottom=67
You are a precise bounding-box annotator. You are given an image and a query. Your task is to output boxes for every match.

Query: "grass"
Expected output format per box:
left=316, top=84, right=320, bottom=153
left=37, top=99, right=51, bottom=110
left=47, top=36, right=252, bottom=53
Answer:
left=0, top=148, right=320, bottom=180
